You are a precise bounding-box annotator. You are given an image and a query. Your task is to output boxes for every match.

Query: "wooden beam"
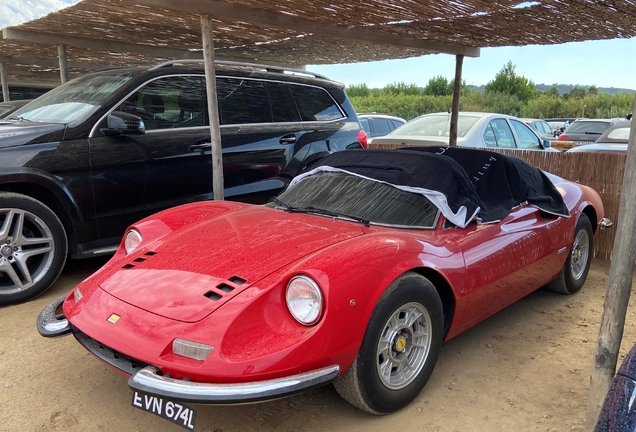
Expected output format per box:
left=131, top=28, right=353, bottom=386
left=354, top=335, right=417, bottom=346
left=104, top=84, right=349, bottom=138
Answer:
left=587, top=94, right=636, bottom=424
left=0, top=55, right=118, bottom=71
left=0, top=62, right=9, bottom=102
left=3, top=28, right=203, bottom=59
left=58, top=44, right=69, bottom=84
left=449, top=54, right=464, bottom=147
left=201, top=14, right=224, bottom=201
left=130, top=0, right=480, bottom=57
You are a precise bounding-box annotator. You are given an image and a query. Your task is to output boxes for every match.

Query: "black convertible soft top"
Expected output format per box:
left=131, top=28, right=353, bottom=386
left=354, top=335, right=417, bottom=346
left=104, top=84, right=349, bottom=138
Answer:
left=292, top=147, right=569, bottom=228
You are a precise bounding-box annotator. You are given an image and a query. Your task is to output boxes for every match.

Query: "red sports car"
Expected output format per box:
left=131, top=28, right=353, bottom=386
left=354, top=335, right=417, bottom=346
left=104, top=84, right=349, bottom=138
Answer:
left=38, top=147, right=611, bottom=429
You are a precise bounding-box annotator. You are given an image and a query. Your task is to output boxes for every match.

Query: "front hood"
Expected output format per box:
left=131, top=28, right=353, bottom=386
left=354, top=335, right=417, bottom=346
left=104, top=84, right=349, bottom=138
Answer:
left=0, top=121, right=65, bottom=148
left=99, top=205, right=365, bottom=322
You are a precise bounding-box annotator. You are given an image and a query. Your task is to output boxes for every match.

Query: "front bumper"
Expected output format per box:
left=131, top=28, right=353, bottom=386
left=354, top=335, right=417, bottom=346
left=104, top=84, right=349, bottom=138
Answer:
left=36, top=294, right=71, bottom=337
left=128, top=364, right=340, bottom=404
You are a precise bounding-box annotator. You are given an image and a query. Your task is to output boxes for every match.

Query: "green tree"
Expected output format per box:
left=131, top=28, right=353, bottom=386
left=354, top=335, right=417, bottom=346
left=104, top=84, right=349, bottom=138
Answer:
left=564, top=86, right=587, bottom=99
left=587, top=85, right=599, bottom=97
left=383, top=82, right=421, bottom=96
left=485, top=61, right=537, bottom=103
left=544, top=86, right=560, bottom=98
left=423, top=76, right=453, bottom=96
left=346, top=83, right=371, bottom=98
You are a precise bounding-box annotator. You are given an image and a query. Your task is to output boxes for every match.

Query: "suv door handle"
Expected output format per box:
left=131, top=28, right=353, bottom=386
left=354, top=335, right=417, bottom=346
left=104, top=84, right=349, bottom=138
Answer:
left=279, top=134, right=297, bottom=144
left=189, top=142, right=212, bottom=151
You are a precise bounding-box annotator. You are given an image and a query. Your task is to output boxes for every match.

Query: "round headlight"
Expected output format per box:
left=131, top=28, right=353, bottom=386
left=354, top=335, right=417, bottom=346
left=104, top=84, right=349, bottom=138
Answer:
left=124, top=229, right=142, bottom=254
left=286, top=275, right=323, bottom=326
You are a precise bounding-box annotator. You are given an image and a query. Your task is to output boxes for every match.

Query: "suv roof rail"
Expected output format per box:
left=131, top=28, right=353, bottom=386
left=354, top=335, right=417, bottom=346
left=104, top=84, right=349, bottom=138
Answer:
left=148, top=59, right=329, bottom=80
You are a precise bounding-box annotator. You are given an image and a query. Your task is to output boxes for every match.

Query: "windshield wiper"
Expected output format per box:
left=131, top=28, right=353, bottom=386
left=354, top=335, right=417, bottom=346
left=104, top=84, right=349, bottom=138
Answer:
left=7, top=116, right=28, bottom=121
left=269, top=199, right=370, bottom=226
left=304, top=206, right=371, bottom=227
left=269, top=197, right=305, bottom=213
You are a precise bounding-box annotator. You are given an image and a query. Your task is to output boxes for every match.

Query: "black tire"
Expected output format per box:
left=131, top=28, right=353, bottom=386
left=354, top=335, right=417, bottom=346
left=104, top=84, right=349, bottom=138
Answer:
left=545, top=213, right=593, bottom=295
left=0, top=192, right=67, bottom=305
left=334, top=272, right=444, bottom=414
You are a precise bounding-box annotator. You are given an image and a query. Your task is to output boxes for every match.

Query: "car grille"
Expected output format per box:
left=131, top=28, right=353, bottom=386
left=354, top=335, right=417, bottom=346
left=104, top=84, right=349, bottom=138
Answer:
left=72, top=326, right=149, bottom=376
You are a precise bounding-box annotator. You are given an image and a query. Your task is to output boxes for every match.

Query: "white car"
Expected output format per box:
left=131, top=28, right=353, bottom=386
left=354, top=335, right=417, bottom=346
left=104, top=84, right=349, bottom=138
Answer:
left=370, top=112, right=557, bottom=152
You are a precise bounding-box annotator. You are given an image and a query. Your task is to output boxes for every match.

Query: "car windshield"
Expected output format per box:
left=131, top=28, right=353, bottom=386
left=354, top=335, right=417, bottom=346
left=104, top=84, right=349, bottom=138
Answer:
left=272, top=172, right=439, bottom=228
left=390, top=114, right=480, bottom=138
left=10, top=72, right=134, bottom=124
left=566, top=121, right=611, bottom=134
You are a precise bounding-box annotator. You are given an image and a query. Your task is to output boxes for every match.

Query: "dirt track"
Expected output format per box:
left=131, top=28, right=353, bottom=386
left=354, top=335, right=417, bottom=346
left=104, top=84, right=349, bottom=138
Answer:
left=2, top=257, right=636, bottom=432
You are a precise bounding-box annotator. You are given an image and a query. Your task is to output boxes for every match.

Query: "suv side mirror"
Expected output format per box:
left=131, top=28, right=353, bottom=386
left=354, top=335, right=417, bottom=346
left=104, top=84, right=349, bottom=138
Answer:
left=543, top=140, right=551, bottom=148
left=102, top=111, right=145, bottom=136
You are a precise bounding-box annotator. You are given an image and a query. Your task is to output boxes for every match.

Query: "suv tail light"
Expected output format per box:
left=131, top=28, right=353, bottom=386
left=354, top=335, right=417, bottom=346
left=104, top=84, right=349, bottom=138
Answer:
left=357, top=129, right=368, bottom=148
left=558, top=135, right=569, bottom=141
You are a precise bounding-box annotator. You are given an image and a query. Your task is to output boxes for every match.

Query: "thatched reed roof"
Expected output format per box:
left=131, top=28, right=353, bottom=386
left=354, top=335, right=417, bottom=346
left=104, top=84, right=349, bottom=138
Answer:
left=2, top=0, right=636, bottom=85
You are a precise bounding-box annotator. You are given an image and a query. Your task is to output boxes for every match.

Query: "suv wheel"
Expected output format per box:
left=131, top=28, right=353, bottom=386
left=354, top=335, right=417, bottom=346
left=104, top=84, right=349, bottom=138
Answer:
left=0, top=192, right=67, bottom=305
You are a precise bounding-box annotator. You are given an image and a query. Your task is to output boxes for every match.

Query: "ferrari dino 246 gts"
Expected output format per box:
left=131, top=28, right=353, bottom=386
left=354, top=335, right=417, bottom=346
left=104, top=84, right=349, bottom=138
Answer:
left=38, top=147, right=611, bottom=428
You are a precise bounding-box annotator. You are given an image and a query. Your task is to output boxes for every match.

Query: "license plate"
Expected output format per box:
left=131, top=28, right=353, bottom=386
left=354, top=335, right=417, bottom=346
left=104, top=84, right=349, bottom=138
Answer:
left=132, top=390, right=197, bottom=430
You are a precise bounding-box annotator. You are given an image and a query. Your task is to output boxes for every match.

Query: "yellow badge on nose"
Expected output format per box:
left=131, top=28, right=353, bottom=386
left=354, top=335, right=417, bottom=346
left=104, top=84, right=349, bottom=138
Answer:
left=107, top=314, right=120, bottom=324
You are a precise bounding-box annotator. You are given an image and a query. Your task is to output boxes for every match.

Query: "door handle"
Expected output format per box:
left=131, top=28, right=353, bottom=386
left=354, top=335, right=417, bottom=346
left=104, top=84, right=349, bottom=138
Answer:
left=279, top=134, right=297, bottom=144
left=189, top=142, right=212, bottom=151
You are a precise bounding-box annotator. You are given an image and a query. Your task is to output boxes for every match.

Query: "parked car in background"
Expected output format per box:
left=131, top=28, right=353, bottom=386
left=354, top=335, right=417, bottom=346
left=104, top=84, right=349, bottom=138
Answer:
left=558, top=119, right=619, bottom=145
left=545, top=117, right=577, bottom=135
left=566, top=122, right=631, bottom=154
left=0, top=60, right=366, bottom=305
left=38, top=147, right=609, bottom=427
left=594, top=343, right=636, bottom=431
left=521, top=118, right=558, bottom=140
left=370, top=112, right=556, bottom=151
left=0, top=99, right=32, bottom=119
left=357, top=113, right=406, bottom=138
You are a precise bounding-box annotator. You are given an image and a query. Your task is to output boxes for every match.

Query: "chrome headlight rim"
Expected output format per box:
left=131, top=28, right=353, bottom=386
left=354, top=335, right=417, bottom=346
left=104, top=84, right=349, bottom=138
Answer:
left=124, top=229, right=142, bottom=254
left=285, top=275, right=324, bottom=326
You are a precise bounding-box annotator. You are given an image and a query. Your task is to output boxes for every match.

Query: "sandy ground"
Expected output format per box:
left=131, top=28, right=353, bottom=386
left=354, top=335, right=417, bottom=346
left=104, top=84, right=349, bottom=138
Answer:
left=2, top=257, right=636, bottom=432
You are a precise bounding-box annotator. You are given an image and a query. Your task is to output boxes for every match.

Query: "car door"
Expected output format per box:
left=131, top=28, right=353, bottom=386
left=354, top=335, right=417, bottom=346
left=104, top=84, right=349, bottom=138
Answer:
left=456, top=206, right=565, bottom=329
left=88, top=75, right=218, bottom=240
left=509, top=119, right=546, bottom=150
left=482, top=118, right=517, bottom=149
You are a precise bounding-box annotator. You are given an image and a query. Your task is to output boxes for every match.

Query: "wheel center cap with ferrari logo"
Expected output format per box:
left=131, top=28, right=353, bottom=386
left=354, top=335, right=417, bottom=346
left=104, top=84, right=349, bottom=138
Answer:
left=394, top=335, right=408, bottom=353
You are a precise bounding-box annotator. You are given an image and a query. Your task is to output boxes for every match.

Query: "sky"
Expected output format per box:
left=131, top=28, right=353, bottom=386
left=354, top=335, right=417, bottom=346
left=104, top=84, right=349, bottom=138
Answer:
left=2, top=0, right=635, bottom=91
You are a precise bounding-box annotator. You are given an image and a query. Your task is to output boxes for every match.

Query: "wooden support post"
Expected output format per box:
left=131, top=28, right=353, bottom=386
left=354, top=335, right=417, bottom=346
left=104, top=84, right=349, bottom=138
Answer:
left=0, top=62, right=10, bottom=102
left=587, top=93, right=636, bottom=424
left=58, top=44, right=69, bottom=84
left=449, top=55, right=464, bottom=147
left=200, top=14, right=224, bottom=201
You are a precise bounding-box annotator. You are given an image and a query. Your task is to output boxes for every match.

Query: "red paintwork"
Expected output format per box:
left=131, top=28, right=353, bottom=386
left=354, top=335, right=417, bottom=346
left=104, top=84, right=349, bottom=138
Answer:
left=63, top=174, right=605, bottom=384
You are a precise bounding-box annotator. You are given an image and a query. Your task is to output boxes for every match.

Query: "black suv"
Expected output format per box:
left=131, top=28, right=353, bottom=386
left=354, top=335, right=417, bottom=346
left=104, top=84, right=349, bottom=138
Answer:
left=0, top=60, right=366, bottom=305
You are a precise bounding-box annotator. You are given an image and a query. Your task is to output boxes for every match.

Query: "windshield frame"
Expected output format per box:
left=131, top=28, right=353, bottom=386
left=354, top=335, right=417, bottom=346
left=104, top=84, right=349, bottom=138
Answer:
left=10, top=70, right=138, bottom=125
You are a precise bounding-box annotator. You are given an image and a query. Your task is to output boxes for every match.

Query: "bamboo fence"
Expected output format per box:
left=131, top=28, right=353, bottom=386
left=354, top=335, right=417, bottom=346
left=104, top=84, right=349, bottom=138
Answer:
left=370, top=143, right=625, bottom=260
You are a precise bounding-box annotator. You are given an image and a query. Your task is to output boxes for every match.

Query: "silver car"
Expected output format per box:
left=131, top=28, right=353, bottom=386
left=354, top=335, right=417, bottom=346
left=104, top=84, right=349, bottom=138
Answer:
left=370, top=112, right=557, bottom=152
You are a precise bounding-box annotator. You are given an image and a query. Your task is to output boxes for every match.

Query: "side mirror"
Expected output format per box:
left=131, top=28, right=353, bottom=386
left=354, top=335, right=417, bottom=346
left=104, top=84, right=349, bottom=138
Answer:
left=101, top=111, right=145, bottom=136
left=543, top=140, right=551, bottom=149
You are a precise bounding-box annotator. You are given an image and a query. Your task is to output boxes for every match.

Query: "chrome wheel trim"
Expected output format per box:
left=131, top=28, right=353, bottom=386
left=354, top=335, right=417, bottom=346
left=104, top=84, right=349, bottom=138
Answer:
left=0, top=208, right=55, bottom=296
left=376, top=301, right=432, bottom=390
left=570, top=228, right=590, bottom=281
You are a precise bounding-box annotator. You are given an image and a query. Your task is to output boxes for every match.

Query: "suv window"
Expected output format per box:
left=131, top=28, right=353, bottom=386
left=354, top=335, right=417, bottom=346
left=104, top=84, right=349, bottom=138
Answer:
left=218, top=78, right=271, bottom=125
left=287, top=84, right=343, bottom=121
left=510, top=119, right=541, bottom=149
left=118, top=75, right=207, bottom=130
left=265, top=82, right=300, bottom=123
left=370, top=118, right=391, bottom=136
